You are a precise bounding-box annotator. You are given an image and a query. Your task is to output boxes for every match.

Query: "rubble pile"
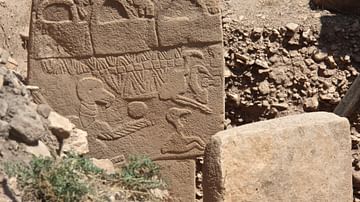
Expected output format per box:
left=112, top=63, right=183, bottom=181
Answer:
left=224, top=19, right=360, bottom=126
left=223, top=17, right=360, bottom=201
left=0, top=50, right=90, bottom=201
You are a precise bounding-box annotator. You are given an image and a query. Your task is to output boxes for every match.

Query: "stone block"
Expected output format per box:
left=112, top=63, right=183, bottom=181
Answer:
left=62, top=128, right=89, bottom=155
left=28, top=0, right=224, bottom=200
left=157, top=15, right=222, bottom=47
left=157, top=160, right=196, bottom=202
left=48, top=111, right=75, bottom=139
left=203, top=112, right=352, bottom=202
left=29, top=21, right=93, bottom=59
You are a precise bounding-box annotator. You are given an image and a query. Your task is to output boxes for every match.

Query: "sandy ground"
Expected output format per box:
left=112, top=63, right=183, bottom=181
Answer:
left=0, top=0, right=31, bottom=76
left=223, top=0, right=327, bottom=28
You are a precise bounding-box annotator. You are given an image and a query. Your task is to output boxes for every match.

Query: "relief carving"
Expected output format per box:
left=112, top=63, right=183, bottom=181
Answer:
left=159, top=50, right=213, bottom=114
left=41, top=48, right=216, bottom=114
left=28, top=0, right=224, bottom=201
left=74, top=0, right=93, bottom=20
left=161, top=108, right=206, bottom=154
left=37, top=0, right=78, bottom=22
left=115, top=0, right=155, bottom=18
left=29, top=0, right=224, bottom=199
left=76, top=77, right=153, bottom=142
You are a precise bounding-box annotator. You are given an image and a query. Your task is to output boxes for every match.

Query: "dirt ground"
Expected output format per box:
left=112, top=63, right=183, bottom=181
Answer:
left=224, top=0, right=322, bottom=27
left=223, top=0, right=360, bottom=123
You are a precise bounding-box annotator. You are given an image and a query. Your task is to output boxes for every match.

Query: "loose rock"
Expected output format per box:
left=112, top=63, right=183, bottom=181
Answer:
left=9, top=112, right=45, bottom=145
left=36, top=104, right=52, bottom=118
left=204, top=112, right=352, bottom=202
left=48, top=111, right=75, bottom=139
left=285, top=22, right=299, bottom=32
left=62, top=128, right=89, bottom=155
left=303, top=96, right=319, bottom=112
left=25, top=140, right=51, bottom=158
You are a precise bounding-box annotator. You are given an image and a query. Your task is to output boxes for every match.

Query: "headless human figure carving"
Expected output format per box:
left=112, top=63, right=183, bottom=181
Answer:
left=159, top=50, right=213, bottom=114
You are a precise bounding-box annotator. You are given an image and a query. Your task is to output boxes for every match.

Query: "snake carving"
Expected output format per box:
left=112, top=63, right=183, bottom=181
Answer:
left=161, top=108, right=206, bottom=154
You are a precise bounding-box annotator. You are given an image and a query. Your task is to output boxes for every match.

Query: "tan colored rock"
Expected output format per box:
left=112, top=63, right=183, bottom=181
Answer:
left=313, top=51, right=328, bottom=63
left=25, top=140, right=51, bottom=158
left=37, top=104, right=52, bottom=118
left=303, top=96, right=319, bottom=111
left=203, top=112, right=352, bottom=202
left=62, top=128, right=89, bottom=155
left=285, top=22, right=299, bottom=32
left=91, top=158, right=116, bottom=175
left=258, top=81, right=270, bottom=95
left=48, top=111, right=75, bottom=139
left=28, top=1, right=224, bottom=200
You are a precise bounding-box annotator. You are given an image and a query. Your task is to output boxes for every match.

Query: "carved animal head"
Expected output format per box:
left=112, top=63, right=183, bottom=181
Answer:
left=77, top=77, right=115, bottom=107
left=166, top=108, right=192, bottom=125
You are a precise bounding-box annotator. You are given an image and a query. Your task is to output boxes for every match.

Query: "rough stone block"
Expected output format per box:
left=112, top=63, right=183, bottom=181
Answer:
left=157, top=160, right=196, bottom=202
left=28, top=0, right=224, bottom=202
left=203, top=112, right=352, bottom=202
left=28, top=0, right=224, bottom=200
left=157, top=15, right=222, bottom=47
left=30, top=22, right=93, bottom=59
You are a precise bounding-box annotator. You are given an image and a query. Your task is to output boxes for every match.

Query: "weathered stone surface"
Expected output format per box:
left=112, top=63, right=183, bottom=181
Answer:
left=0, top=99, right=8, bottom=118
left=9, top=112, right=45, bottom=145
left=91, top=158, right=115, bottom=175
left=62, top=128, right=89, bottom=155
left=48, top=111, right=75, bottom=139
left=28, top=0, right=224, bottom=200
left=25, top=140, right=52, bottom=158
left=157, top=160, right=196, bottom=202
left=37, top=104, right=52, bottom=118
left=203, top=112, right=352, bottom=202
left=0, top=120, right=9, bottom=137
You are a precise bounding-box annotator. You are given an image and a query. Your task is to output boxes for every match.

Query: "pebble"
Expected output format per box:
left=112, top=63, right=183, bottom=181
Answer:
left=271, top=103, right=289, bottom=111
left=313, top=51, right=328, bottom=62
left=285, top=22, right=299, bottom=32
left=255, top=59, right=269, bottom=69
left=325, top=56, right=337, bottom=69
left=259, top=81, right=270, bottom=95
left=303, top=96, right=319, bottom=112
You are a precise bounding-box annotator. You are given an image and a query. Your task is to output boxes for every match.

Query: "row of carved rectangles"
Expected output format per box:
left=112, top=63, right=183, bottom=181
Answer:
left=105, top=58, right=184, bottom=74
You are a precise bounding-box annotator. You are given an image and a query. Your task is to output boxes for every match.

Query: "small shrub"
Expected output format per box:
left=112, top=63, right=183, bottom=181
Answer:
left=4, top=154, right=168, bottom=202
left=4, top=154, right=104, bottom=202
left=121, top=155, right=166, bottom=191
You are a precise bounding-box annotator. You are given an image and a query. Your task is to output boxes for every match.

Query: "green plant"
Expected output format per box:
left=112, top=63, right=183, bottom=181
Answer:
left=121, top=155, right=166, bottom=191
left=3, top=154, right=168, bottom=202
left=4, top=154, right=104, bottom=202
left=119, top=155, right=168, bottom=201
